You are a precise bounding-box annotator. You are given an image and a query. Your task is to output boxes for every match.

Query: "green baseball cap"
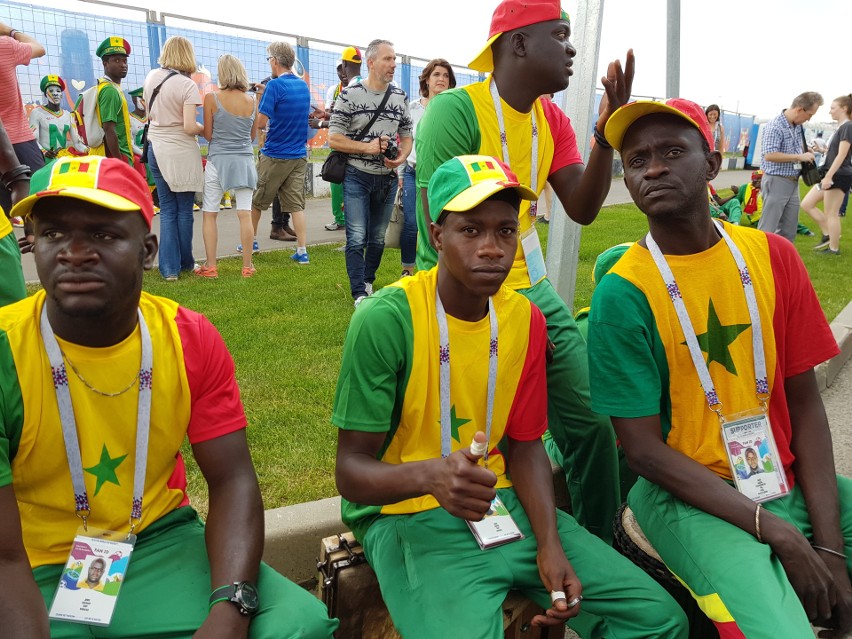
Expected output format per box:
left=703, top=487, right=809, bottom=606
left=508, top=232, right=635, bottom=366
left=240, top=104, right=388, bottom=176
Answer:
left=428, top=155, right=538, bottom=223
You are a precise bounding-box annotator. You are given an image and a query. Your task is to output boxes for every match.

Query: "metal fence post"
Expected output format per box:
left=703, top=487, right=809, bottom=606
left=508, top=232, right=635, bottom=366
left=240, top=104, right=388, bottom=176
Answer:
left=146, top=10, right=164, bottom=71
left=400, top=55, right=411, bottom=99
left=545, top=0, right=605, bottom=311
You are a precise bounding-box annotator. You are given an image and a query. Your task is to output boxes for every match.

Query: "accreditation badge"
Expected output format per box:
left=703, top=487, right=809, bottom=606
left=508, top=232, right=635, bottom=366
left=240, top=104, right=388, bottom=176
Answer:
left=520, top=226, right=547, bottom=287
left=49, top=527, right=136, bottom=626
left=467, top=495, right=525, bottom=550
left=720, top=408, right=789, bottom=503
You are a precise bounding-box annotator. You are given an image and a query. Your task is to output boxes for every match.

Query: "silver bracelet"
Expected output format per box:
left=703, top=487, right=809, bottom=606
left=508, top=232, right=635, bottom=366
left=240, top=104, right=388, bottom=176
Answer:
left=812, top=544, right=848, bottom=560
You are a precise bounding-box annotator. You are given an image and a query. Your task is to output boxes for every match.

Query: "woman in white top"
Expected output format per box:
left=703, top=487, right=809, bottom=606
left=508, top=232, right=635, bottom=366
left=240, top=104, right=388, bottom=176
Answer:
left=143, top=36, right=203, bottom=281
left=197, top=54, right=259, bottom=278
left=704, top=104, right=726, bottom=154
left=400, top=59, right=455, bottom=277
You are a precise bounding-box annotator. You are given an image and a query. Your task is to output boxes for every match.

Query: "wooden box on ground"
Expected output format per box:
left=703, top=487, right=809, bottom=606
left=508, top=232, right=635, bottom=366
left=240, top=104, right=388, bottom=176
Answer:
left=318, top=532, right=559, bottom=638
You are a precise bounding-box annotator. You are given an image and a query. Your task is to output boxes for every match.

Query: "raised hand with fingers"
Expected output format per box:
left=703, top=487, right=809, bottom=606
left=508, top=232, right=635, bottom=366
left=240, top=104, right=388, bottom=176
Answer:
left=597, top=48, right=635, bottom=130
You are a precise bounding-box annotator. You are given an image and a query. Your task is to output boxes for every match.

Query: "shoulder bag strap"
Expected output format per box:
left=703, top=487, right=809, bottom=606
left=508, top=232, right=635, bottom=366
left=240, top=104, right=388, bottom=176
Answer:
left=147, top=70, right=179, bottom=118
left=351, top=85, right=393, bottom=142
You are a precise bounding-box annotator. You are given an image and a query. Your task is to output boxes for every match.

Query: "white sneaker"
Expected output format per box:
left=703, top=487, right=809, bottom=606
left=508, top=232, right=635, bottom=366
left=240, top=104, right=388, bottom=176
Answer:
left=354, top=295, right=367, bottom=308
left=365, top=282, right=374, bottom=296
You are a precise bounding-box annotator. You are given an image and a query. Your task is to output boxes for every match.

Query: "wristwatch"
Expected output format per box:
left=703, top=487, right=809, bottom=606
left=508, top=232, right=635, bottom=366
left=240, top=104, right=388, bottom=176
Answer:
left=209, top=581, right=259, bottom=616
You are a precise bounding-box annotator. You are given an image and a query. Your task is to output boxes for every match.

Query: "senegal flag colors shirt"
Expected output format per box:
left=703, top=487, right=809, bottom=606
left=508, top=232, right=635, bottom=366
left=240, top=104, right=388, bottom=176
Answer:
left=588, top=224, right=838, bottom=484
left=332, top=268, right=548, bottom=539
left=0, top=291, right=247, bottom=568
left=414, top=81, right=582, bottom=290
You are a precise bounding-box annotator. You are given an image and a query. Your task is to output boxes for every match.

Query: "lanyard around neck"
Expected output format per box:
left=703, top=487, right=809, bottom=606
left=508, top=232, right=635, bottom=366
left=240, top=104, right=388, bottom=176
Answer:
left=40, top=304, right=153, bottom=532
left=644, top=220, right=769, bottom=419
left=436, top=289, right=498, bottom=462
left=489, top=77, right=539, bottom=215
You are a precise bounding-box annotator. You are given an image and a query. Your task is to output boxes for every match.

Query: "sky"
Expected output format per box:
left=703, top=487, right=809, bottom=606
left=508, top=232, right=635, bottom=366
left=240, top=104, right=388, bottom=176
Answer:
left=57, top=0, right=847, bottom=124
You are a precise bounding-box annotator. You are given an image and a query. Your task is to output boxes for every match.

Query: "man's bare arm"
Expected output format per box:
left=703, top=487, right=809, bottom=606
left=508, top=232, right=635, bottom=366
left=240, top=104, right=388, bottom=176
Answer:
left=0, top=485, right=50, bottom=637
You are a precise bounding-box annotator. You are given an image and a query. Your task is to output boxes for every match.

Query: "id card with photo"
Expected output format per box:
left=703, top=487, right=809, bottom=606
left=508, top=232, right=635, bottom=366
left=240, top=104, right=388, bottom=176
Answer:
left=520, top=226, right=547, bottom=287
left=49, top=527, right=136, bottom=626
left=720, top=408, right=789, bottom=503
left=467, top=495, right=525, bottom=550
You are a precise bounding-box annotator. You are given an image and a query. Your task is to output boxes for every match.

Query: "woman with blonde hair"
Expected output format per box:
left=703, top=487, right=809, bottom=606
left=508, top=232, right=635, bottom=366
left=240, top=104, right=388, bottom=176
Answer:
left=801, top=94, right=852, bottom=255
left=143, top=35, right=204, bottom=280
left=197, top=54, right=259, bottom=278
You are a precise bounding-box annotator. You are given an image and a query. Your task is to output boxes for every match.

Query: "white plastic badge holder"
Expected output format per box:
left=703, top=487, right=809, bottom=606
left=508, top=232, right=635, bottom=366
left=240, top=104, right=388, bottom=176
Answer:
left=467, top=495, right=525, bottom=550
left=49, top=527, right=136, bottom=626
left=720, top=408, right=789, bottom=503
left=521, top=226, right=547, bottom=287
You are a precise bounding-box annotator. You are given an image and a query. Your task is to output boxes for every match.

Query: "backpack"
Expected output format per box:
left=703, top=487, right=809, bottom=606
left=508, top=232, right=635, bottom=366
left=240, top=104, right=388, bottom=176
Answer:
left=72, top=81, right=108, bottom=148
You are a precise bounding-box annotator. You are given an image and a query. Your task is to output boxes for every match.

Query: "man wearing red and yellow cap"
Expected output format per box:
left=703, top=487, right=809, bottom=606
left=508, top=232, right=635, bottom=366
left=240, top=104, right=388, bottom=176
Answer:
left=0, top=155, right=338, bottom=637
left=335, top=154, right=686, bottom=639
left=415, top=0, right=634, bottom=544
left=589, top=98, right=850, bottom=638
left=90, top=37, right=134, bottom=165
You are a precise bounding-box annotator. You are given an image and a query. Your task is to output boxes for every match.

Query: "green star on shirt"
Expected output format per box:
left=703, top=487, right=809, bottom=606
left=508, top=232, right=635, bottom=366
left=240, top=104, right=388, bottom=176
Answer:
left=84, top=444, right=127, bottom=496
left=450, top=405, right=472, bottom=443
left=687, top=299, right=751, bottom=376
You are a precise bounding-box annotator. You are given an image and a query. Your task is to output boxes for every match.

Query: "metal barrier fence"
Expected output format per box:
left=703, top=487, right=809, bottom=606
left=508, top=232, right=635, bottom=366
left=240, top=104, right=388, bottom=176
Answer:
left=2, top=0, right=755, bottom=153
left=0, top=0, right=488, bottom=148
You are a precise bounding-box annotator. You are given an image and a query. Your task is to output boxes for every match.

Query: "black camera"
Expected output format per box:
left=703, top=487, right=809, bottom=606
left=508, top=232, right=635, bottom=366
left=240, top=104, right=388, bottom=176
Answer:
left=383, top=139, right=399, bottom=160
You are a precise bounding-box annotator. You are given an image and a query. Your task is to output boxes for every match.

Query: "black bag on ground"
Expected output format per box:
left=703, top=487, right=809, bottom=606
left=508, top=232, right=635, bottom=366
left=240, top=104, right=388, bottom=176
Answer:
left=321, top=151, right=348, bottom=184
left=321, top=85, right=393, bottom=185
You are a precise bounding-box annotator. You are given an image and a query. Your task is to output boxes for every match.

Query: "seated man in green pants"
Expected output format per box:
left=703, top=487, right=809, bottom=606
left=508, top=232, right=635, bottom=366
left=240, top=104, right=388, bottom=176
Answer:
left=0, top=155, right=338, bottom=638
left=589, top=97, right=851, bottom=637
left=333, top=154, right=687, bottom=639
left=414, top=0, right=634, bottom=542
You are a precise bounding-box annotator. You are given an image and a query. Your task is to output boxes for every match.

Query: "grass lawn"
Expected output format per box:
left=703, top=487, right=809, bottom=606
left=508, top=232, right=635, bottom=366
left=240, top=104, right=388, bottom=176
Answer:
left=41, top=184, right=850, bottom=516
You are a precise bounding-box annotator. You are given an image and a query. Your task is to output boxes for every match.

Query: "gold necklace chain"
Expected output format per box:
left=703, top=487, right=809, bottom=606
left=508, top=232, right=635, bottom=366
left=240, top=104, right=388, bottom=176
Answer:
left=61, top=350, right=139, bottom=398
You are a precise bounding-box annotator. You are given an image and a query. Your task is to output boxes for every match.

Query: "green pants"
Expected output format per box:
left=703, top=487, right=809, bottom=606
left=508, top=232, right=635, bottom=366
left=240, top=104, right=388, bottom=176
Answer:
left=330, top=181, right=344, bottom=225
left=519, top=278, right=620, bottom=542
left=629, top=476, right=852, bottom=638
left=363, top=488, right=687, bottom=639
left=0, top=231, right=26, bottom=307
left=34, top=507, right=338, bottom=638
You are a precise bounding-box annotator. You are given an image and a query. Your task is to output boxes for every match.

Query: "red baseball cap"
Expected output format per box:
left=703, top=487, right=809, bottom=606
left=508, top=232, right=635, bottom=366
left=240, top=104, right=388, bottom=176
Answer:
left=604, top=98, right=716, bottom=152
left=11, top=156, right=155, bottom=229
left=469, top=0, right=570, bottom=73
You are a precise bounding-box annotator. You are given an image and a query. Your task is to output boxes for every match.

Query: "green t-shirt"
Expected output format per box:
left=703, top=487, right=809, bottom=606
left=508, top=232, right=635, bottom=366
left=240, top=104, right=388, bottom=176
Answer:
left=97, top=82, right=133, bottom=164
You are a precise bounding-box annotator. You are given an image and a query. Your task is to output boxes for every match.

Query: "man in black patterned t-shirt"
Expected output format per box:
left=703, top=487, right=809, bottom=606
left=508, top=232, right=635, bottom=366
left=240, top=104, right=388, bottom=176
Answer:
left=328, top=38, right=412, bottom=306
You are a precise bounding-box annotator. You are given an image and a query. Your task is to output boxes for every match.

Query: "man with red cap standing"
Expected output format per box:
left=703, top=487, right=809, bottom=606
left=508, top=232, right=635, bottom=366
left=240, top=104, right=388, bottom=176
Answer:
left=589, top=98, right=851, bottom=637
left=415, top=0, right=634, bottom=543
left=0, top=156, right=338, bottom=637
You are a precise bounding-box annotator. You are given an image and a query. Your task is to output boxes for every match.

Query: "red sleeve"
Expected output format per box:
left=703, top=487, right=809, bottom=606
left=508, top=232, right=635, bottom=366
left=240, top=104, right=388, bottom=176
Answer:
left=766, top=233, right=839, bottom=377
left=175, top=307, right=247, bottom=444
left=505, top=304, right=549, bottom=441
left=541, top=98, right=582, bottom=175
left=8, top=38, right=33, bottom=66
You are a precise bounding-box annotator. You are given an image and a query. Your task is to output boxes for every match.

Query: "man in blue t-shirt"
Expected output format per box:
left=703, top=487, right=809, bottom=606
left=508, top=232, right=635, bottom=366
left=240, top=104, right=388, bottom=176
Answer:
left=250, top=42, right=312, bottom=263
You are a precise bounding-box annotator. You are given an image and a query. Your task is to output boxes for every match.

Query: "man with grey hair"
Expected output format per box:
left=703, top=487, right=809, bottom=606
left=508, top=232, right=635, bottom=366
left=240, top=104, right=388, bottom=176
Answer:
left=328, top=39, right=412, bottom=306
left=759, top=91, right=823, bottom=242
left=250, top=41, right=312, bottom=261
